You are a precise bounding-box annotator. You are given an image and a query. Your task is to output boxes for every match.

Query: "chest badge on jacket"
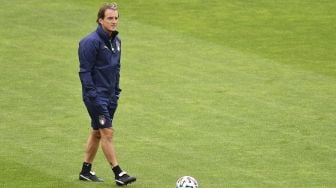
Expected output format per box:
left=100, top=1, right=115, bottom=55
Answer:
left=116, top=41, right=120, bottom=52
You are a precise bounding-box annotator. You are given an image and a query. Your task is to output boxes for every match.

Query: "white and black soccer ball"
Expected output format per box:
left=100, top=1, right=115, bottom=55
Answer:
left=176, top=176, right=198, bottom=188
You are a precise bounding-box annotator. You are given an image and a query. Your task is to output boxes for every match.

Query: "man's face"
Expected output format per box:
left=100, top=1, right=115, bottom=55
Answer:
left=99, top=9, right=119, bottom=34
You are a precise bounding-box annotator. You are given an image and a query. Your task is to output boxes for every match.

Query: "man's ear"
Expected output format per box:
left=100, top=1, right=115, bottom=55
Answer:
left=98, top=18, right=103, bottom=25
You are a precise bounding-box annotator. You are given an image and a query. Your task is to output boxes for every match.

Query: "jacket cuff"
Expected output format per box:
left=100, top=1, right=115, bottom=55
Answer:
left=86, top=88, right=97, bottom=99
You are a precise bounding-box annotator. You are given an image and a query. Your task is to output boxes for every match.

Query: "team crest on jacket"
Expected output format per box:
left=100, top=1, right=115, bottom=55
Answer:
left=116, top=41, right=120, bottom=51
left=99, top=115, right=106, bottom=125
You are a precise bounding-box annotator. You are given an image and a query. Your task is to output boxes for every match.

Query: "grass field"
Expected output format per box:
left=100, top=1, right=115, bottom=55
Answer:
left=0, top=0, right=335, bottom=187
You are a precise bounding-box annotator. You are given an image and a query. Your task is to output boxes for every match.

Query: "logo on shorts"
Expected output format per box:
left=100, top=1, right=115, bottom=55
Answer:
left=99, top=115, right=106, bottom=125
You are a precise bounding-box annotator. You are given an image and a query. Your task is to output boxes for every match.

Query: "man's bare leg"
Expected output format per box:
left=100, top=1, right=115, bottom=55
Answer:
left=99, top=127, right=118, bottom=167
left=99, top=127, right=136, bottom=185
left=84, top=130, right=101, bottom=163
left=79, top=129, right=104, bottom=182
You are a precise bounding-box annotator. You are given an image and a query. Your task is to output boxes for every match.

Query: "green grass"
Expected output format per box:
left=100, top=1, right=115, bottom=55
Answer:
left=0, top=0, right=335, bottom=187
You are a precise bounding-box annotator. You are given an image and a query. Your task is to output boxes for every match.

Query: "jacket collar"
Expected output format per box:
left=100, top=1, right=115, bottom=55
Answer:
left=96, top=24, right=119, bottom=42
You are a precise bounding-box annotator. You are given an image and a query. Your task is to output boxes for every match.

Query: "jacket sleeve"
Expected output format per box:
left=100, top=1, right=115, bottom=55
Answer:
left=78, top=39, right=98, bottom=99
left=115, top=41, right=122, bottom=98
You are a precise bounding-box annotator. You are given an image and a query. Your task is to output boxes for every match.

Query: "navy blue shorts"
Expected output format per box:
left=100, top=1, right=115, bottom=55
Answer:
left=84, top=97, right=118, bottom=130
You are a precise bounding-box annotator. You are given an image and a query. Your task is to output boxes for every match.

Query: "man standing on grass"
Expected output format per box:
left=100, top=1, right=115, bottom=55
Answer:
left=77, top=2, right=136, bottom=186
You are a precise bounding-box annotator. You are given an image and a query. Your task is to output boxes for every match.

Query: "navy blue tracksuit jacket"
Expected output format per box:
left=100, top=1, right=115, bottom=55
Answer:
left=78, top=25, right=121, bottom=102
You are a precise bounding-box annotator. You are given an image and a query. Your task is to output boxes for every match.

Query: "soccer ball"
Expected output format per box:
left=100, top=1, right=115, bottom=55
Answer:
left=176, top=176, right=198, bottom=188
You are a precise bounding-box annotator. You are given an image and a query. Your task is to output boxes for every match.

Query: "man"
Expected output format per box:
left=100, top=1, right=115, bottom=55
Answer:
left=77, top=3, right=136, bottom=186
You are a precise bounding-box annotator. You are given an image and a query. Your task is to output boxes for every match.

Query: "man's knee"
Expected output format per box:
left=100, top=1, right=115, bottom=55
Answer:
left=91, top=130, right=101, bottom=139
left=99, top=128, right=114, bottom=141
